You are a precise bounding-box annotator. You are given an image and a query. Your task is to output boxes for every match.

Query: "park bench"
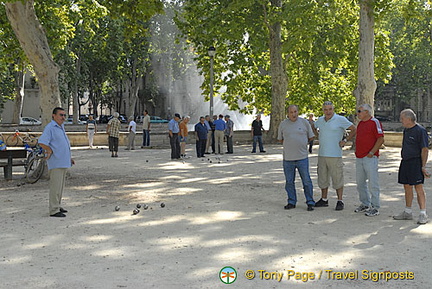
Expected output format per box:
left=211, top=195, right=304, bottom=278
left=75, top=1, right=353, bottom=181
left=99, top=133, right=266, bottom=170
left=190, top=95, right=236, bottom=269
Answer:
left=0, top=149, right=27, bottom=180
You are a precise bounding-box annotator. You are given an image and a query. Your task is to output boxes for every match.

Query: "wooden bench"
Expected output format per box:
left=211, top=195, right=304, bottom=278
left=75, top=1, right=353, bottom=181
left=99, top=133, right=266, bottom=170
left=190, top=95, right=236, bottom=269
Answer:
left=0, top=149, right=27, bottom=180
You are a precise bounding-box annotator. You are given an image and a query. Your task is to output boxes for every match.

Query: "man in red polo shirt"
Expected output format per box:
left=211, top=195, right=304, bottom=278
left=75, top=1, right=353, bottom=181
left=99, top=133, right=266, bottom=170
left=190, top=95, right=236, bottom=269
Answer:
left=354, top=103, right=384, bottom=217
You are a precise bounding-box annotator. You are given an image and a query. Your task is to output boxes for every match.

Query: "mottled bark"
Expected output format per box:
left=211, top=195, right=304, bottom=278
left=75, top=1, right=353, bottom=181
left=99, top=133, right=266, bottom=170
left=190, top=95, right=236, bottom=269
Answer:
left=5, top=0, right=61, bottom=125
left=127, top=59, right=140, bottom=117
left=267, top=0, right=288, bottom=142
left=353, top=0, right=376, bottom=112
left=12, top=69, right=25, bottom=124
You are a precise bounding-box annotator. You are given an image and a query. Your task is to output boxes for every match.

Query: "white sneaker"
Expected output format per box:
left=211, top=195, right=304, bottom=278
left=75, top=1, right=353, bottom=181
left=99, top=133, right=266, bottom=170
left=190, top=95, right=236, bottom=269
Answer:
left=417, top=214, right=429, bottom=225
left=393, top=211, right=413, bottom=220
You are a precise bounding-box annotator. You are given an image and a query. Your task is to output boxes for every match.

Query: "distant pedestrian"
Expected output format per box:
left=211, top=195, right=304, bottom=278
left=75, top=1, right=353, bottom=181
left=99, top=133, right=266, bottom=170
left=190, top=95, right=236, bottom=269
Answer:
left=313, top=101, right=356, bottom=211
left=126, top=116, right=136, bottom=150
left=179, top=115, right=190, bottom=157
left=168, top=113, right=181, bottom=160
left=141, top=110, right=151, bottom=148
left=86, top=115, right=97, bottom=148
left=38, top=107, right=74, bottom=217
left=195, top=116, right=208, bottom=158
left=278, top=105, right=315, bottom=211
left=107, top=112, right=121, bottom=157
left=307, top=113, right=315, bottom=153
left=393, top=109, right=429, bottom=224
left=251, top=114, right=266, bottom=153
left=354, top=104, right=384, bottom=217
left=204, top=115, right=213, bottom=154
left=213, top=114, right=226, bottom=154
left=224, top=115, right=234, bottom=154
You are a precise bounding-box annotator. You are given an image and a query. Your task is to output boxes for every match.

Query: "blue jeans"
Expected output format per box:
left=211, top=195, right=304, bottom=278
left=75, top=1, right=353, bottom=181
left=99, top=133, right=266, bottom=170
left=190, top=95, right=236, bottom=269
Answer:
left=142, top=129, right=150, bottom=146
left=283, top=158, right=315, bottom=205
left=356, top=156, right=380, bottom=208
left=252, top=135, right=264, bottom=152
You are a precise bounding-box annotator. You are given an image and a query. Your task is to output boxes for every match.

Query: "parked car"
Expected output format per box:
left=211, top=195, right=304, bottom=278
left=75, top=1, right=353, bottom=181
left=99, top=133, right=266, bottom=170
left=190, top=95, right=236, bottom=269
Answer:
left=119, top=114, right=128, bottom=123
left=98, top=115, right=113, bottom=124
left=375, top=115, right=392, bottom=122
left=20, top=117, right=42, bottom=125
left=150, top=116, right=169, bottom=123
left=65, top=116, right=84, bottom=125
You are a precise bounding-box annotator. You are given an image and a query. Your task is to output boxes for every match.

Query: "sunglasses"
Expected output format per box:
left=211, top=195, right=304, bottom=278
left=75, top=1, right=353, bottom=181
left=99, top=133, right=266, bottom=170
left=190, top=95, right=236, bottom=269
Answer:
left=357, top=110, right=366, bottom=113
left=59, top=113, right=67, bottom=117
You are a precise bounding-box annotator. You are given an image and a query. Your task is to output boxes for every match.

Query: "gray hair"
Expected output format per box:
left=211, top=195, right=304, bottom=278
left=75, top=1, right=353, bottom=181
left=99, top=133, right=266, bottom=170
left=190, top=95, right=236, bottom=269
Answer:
left=359, top=103, right=373, bottom=112
left=113, top=112, right=119, bottom=118
left=400, top=109, right=417, bottom=122
left=323, top=101, right=333, bottom=107
left=184, top=115, right=190, bottom=119
left=287, top=104, right=299, bottom=111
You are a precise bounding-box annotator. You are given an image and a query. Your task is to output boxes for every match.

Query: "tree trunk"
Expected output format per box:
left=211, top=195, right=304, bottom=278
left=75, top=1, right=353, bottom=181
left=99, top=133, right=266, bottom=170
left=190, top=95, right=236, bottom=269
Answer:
left=5, top=0, right=61, bottom=125
left=12, top=68, right=25, bottom=124
left=267, top=0, right=288, bottom=142
left=127, top=59, right=140, bottom=118
left=73, top=56, right=81, bottom=124
left=353, top=0, right=376, bottom=112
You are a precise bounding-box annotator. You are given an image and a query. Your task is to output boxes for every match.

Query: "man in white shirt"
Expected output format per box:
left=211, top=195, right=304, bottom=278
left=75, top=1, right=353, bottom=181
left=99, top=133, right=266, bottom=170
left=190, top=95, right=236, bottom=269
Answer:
left=127, top=116, right=137, bottom=150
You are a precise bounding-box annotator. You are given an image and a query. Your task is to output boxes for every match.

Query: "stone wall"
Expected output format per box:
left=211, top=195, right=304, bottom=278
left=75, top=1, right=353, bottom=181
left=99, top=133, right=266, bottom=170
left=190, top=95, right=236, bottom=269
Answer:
left=1, top=130, right=407, bottom=148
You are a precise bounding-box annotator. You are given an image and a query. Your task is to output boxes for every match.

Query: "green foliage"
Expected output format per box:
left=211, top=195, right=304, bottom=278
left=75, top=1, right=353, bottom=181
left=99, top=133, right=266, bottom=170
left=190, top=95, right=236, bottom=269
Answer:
left=379, top=0, right=432, bottom=102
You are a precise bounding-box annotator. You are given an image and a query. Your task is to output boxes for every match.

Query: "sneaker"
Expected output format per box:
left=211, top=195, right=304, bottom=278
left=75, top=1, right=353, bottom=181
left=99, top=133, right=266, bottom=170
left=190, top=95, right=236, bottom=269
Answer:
left=251, top=151, right=256, bottom=153
left=284, top=203, right=296, bottom=210
left=314, top=198, right=329, bottom=207
left=335, top=200, right=344, bottom=211
left=354, top=204, right=370, bottom=213
left=260, top=150, right=266, bottom=153
left=393, top=211, right=413, bottom=220
left=365, top=207, right=379, bottom=217
left=307, top=204, right=314, bottom=211
left=417, top=214, right=429, bottom=225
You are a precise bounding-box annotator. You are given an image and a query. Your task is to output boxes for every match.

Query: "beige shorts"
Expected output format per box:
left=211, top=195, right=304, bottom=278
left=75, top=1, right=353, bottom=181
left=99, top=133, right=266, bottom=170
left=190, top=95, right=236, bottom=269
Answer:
left=317, top=156, right=344, bottom=190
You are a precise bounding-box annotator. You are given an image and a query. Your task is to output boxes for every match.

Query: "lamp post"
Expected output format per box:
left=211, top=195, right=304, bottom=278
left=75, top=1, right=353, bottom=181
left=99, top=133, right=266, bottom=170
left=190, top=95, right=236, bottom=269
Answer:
left=208, top=46, right=216, bottom=117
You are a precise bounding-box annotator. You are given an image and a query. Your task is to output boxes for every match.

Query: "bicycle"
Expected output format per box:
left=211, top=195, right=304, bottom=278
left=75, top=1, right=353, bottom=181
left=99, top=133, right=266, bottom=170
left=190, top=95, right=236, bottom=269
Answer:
left=25, top=144, right=46, bottom=184
left=6, top=129, right=38, bottom=147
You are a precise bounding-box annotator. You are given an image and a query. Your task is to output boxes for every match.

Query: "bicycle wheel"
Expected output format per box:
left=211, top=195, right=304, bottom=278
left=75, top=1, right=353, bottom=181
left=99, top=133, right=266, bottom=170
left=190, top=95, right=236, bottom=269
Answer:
left=22, top=136, right=38, bottom=147
left=6, top=134, right=18, bottom=147
left=26, top=157, right=45, bottom=184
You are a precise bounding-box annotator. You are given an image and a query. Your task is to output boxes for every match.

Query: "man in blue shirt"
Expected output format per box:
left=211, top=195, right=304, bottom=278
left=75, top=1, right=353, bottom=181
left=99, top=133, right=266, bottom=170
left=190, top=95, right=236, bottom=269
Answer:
left=168, top=113, right=181, bottom=159
left=213, top=114, right=226, bottom=154
left=195, top=116, right=208, bottom=157
left=39, top=107, right=74, bottom=217
left=313, top=101, right=356, bottom=211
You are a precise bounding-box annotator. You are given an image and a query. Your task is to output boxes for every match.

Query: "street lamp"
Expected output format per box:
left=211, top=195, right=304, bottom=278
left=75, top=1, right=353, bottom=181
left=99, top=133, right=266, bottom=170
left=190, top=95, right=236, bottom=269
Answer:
left=208, top=46, right=216, bottom=117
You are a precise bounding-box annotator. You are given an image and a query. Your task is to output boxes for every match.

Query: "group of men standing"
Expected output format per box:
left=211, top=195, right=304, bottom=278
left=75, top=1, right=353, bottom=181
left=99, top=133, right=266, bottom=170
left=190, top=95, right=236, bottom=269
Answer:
left=38, top=104, right=428, bottom=224
left=168, top=113, right=235, bottom=159
left=278, top=101, right=428, bottom=225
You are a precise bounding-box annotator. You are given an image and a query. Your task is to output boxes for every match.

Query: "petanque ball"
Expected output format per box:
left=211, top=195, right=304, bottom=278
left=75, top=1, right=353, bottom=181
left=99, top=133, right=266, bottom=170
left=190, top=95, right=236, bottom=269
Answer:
left=160, top=203, right=165, bottom=208
left=143, top=204, right=149, bottom=210
left=115, top=206, right=120, bottom=211
left=136, top=204, right=141, bottom=208
left=133, top=209, right=140, bottom=215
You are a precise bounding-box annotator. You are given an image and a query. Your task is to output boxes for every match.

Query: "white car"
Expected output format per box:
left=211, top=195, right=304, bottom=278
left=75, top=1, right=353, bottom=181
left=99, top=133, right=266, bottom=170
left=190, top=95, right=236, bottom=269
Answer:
left=20, top=117, right=42, bottom=125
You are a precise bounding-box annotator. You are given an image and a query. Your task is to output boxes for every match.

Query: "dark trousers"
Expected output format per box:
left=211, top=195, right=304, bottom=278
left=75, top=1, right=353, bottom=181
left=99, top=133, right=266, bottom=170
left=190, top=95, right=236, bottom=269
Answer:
left=170, top=133, right=181, bottom=159
left=211, top=131, right=215, bottom=153
left=226, top=136, right=233, bottom=153
left=142, top=129, right=150, bottom=146
left=196, top=139, right=207, bottom=157
left=108, top=136, right=119, bottom=152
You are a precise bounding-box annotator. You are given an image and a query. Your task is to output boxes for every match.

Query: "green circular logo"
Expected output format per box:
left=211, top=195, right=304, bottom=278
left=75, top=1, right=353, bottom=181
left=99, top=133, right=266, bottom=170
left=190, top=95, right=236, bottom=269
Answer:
left=219, top=266, right=237, bottom=284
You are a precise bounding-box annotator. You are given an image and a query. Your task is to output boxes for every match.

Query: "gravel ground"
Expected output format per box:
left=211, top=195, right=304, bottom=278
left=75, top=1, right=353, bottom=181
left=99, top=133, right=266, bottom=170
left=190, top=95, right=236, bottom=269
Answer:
left=0, top=144, right=430, bottom=289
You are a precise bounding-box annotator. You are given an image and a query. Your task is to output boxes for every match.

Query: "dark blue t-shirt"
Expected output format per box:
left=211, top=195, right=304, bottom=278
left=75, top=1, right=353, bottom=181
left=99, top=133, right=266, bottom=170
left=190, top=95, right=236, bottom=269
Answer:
left=401, top=124, right=429, bottom=160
